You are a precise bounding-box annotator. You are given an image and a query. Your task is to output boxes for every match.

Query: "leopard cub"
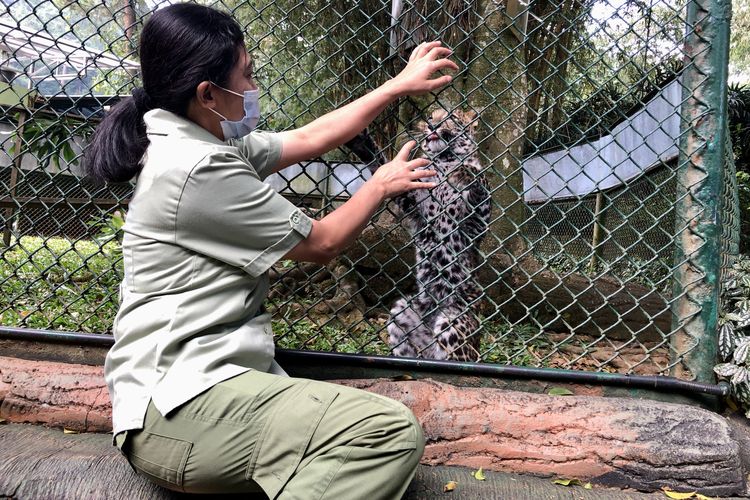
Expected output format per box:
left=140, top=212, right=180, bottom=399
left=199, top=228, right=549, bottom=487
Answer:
left=346, top=108, right=491, bottom=361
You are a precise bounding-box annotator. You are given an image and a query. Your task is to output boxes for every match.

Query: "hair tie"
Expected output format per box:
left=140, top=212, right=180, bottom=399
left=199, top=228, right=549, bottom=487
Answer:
left=132, top=87, right=154, bottom=113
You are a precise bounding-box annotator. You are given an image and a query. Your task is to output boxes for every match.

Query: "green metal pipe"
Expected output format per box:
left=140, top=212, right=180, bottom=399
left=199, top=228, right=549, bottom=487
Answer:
left=671, top=0, right=732, bottom=382
left=0, top=326, right=729, bottom=397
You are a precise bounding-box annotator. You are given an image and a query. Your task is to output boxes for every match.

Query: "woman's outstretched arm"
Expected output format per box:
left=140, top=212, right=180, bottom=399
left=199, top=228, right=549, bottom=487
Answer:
left=274, top=41, right=458, bottom=170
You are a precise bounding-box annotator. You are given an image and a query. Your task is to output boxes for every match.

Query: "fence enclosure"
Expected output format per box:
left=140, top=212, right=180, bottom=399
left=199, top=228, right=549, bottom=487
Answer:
left=0, top=0, right=737, bottom=386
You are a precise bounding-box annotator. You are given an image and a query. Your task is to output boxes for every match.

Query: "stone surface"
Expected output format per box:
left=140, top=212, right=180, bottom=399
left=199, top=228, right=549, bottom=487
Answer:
left=0, top=423, right=670, bottom=500
left=0, top=356, right=746, bottom=495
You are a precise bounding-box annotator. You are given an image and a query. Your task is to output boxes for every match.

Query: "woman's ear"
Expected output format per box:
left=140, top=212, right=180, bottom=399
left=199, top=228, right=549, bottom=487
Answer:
left=195, top=81, right=216, bottom=109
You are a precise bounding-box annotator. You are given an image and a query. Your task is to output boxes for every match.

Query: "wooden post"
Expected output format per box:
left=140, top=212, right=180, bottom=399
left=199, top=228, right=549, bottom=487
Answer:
left=588, top=191, right=605, bottom=273
left=3, top=110, right=27, bottom=247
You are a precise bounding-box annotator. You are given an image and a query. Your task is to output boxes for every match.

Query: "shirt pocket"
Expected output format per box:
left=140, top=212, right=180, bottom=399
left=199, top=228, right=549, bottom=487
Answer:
left=127, top=431, right=193, bottom=492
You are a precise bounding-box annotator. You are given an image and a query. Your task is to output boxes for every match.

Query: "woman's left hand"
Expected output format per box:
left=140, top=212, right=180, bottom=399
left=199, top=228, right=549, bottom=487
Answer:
left=388, top=41, right=459, bottom=97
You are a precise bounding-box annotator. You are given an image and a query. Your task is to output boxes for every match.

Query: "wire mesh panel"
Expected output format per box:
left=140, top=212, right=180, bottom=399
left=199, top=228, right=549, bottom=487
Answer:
left=0, top=0, right=735, bottom=381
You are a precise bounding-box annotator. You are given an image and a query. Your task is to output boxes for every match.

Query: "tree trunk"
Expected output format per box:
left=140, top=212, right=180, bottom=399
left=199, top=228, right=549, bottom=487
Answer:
left=463, top=0, right=529, bottom=257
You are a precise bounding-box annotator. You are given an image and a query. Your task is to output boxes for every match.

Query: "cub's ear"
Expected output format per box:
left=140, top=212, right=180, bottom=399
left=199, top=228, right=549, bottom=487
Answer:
left=464, top=109, right=479, bottom=130
left=431, top=109, right=448, bottom=123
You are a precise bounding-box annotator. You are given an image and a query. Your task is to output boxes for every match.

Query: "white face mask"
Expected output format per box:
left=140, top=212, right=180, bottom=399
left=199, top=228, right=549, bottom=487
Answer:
left=208, top=82, right=260, bottom=140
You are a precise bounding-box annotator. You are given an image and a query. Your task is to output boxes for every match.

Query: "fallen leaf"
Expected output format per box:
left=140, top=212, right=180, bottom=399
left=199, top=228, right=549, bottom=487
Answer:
left=472, top=468, right=486, bottom=481
left=661, top=487, right=697, bottom=499
left=391, top=374, right=413, bottom=381
left=548, top=387, right=574, bottom=396
left=584, top=482, right=592, bottom=489
left=0, top=418, right=6, bottom=425
left=553, top=478, right=582, bottom=486
left=443, top=481, right=458, bottom=492
left=63, top=428, right=80, bottom=434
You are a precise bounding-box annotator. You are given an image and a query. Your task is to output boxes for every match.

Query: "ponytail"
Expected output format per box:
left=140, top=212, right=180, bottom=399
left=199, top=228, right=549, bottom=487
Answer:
left=84, top=91, right=150, bottom=183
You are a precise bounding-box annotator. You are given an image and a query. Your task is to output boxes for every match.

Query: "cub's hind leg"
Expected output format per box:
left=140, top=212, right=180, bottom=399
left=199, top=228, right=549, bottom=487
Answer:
left=429, top=303, right=482, bottom=361
left=387, top=297, right=433, bottom=358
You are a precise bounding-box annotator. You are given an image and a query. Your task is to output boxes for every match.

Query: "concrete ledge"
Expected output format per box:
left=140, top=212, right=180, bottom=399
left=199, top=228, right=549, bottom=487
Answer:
left=0, top=355, right=747, bottom=496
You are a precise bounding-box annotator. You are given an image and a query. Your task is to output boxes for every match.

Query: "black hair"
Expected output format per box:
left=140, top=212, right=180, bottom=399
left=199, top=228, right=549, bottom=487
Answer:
left=84, top=3, right=244, bottom=183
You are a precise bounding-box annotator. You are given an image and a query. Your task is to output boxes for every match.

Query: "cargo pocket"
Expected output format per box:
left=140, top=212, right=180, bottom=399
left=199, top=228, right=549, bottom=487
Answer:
left=127, top=431, right=193, bottom=492
left=245, top=381, right=338, bottom=499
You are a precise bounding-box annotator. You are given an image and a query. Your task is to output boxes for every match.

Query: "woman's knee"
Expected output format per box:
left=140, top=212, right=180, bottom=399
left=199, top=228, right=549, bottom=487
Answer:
left=403, top=405, right=426, bottom=466
left=380, top=398, right=426, bottom=459
left=319, top=382, right=425, bottom=458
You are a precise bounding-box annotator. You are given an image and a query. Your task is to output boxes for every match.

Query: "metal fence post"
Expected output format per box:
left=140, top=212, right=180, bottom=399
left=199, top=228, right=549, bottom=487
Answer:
left=671, top=0, right=732, bottom=382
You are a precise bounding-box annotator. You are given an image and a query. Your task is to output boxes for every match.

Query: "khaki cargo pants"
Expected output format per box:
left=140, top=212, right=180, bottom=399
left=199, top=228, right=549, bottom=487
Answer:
left=114, top=369, right=425, bottom=499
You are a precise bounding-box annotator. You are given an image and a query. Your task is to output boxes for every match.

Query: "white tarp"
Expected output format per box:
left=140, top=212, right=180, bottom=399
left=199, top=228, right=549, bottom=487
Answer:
left=265, top=161, right=370, bottom=199
left=522, top=77, right=682, bottom=202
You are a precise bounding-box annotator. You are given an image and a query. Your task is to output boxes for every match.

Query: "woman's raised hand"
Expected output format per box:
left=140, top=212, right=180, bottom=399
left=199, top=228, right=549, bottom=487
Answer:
left=369, top=141, right=435, bottom=199
left=388, top=41, right=459, bottom=97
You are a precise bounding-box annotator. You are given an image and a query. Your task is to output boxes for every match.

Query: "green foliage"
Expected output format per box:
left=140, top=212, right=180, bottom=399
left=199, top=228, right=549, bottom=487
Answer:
left=738, top=172, right=750, bottom=254
left=728, top=83, right=750, bottom=171
left=273, top=317, right=390, bottom=356
left=728, top=84, right=750, bottom=252
left=541, top=252, right=672, bottom=293
left=715, top=256, right=750, bottom=415
left=730, top=0, right=750, bottom=83
left=10, top=114, right=94, bottom=171
left=87, top=211, right=126, bottom=259
left=480, top=321, right=552, bottom=367
left=527, top=0, right=685, bottom=152
left=0, top=236, right=123, bottom=333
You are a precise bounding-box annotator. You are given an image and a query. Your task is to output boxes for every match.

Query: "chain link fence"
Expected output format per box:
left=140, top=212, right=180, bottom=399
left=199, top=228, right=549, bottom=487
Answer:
left=0, top=0, right=736, bottom=382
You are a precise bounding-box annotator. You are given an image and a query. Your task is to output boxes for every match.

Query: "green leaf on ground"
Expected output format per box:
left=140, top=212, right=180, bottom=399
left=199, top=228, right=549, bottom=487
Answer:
left=548, top=387, right=574, bottom=396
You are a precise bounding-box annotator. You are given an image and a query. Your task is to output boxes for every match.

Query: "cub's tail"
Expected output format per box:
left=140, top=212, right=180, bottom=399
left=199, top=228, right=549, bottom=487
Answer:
left=344, top=128, right=386, bottom=174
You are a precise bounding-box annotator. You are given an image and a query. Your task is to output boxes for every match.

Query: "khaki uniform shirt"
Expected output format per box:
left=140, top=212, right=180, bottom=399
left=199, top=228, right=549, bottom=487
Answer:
left=104, top=108, right=313, bottom=438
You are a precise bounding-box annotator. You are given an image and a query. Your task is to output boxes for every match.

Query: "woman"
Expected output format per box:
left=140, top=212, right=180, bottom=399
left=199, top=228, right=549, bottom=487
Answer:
left=85, top=3, right=457, bottom=499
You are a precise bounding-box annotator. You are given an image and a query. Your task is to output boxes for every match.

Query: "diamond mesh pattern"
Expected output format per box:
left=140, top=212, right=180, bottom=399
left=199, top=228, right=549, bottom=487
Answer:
left=0, top=0, right=736, bottom=380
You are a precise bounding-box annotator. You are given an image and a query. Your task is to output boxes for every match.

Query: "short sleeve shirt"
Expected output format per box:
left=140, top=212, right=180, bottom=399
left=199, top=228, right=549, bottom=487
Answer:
left=103, top=109, right=313, bottom=438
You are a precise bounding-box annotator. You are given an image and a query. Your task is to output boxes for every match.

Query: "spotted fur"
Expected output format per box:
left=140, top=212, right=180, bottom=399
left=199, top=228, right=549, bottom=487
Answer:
left=346, top=109, right=491, bottom=361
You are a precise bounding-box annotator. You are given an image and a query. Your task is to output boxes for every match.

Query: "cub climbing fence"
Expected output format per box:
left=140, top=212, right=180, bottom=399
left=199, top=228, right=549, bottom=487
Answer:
left=0, top=0, right=736, bottom=386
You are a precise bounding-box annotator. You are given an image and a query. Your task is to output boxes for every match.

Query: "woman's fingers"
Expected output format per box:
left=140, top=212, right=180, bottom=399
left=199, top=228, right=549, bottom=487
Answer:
left=408, top=158, right=431, bottom=170
left=427, top=74, right=454, bottom=90
left=425, top=46, right=453, bottom=61
left=408, top=43, right=424, bottom=62
left=417, top=41, right=441, bottom=59
left=409, top=180, right=437, bottom=190
left=412, top=40, right=442, bottom=61
left=431, top=58, right=459, bottom=72
left=411, top=170, right=436, bottom=180
left=395, top=140, right=417, bottom=160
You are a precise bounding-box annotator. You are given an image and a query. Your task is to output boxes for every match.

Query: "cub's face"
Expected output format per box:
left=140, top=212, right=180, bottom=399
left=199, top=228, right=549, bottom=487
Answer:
left=417, top=109, right=478, bottom=157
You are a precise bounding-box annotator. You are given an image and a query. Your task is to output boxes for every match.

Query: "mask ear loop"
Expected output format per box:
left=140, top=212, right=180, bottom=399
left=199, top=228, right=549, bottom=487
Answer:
left=202, top=82, right=232, bottom=121
left=209, top=81, right=244, bottom=99
left=207, top=107, right=229, bottom=121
